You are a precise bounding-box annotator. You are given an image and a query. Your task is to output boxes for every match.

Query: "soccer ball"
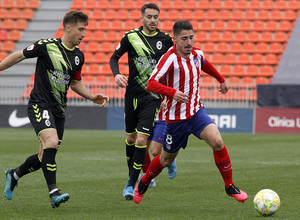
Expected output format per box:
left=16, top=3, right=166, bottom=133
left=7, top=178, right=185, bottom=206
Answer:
left=253, top=189, right=280, bottom=216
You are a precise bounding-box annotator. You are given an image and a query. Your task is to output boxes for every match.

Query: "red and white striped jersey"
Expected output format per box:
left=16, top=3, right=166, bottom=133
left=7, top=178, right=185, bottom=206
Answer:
left=156, top=108, right=166, bottom=121
left=148, top=46, right=205, bottom=122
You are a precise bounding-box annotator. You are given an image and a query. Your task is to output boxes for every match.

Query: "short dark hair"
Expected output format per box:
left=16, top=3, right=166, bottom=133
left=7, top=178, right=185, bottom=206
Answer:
left=141, top=3, right=160, bottom=15
left=173, top=20, right=193, bottom=36
left=63, top=11, right=89, bottom=28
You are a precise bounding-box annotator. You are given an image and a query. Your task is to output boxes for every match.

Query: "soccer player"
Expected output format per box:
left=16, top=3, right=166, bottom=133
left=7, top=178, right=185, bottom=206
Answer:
left=143, top=98, right=177, bottom=188
left=109, top=3, right=173, bottom=200
left=0, top=11, right=109, bottom=208
left=133, top=20, right=248, bottom=204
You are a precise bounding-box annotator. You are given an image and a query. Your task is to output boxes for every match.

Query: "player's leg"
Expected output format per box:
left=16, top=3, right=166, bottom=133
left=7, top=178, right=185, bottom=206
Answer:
left=196, top=108, right=248, bottom=202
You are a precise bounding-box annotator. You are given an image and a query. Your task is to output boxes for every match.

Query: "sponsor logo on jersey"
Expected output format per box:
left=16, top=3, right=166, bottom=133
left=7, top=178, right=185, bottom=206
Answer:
left=27, top=44, right=34, bottom=51
left=75, top=56, right=80, bottom=65
left=156, top=41, right=162, bottom=50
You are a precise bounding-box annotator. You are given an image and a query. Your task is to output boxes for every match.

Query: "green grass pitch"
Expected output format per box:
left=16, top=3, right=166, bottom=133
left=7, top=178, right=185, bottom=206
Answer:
left=0, top=128, right=299, bottom=219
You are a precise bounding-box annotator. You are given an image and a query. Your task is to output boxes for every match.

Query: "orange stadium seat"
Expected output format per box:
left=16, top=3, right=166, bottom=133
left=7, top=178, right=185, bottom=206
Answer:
left=216, top=42, right=228, bottom=53
left=283, top=10, right=296, bottom=21
left=27, top=0, right=40, bottom=9
left=288, top=0, right=300, bottom=10
left=218, top=10, right=230, bottom=20
left=109, top=0, right=122, bottom=9
left=259, top=65, right=273, bottom=76
left=99, top=42, right=113, bottom=53
left=104, top=9, right=116, bottom=20
left=242, top=42, right=255, bottom=53
left=206, top=10, right=218, bottom=20
left=21, top=8, right=34, bottom=19
left=93, top=52, right=107, bottom=63
left=193, top=10, right=205, bottom=20
left=110, top=20, right=123, bottom=31
left=15, top=0, right=27, bottom=8
left=228, top=76, right=240, bottom=84
left=172, top=0, right=185, bottom=10
left=208, top=31, right=220, bottom=42
left=239, top=20, right=251, bottom=31
left=252, top=54, right=264, bottom=65
left=255, top=76, right=268, bottom=84
left=71, top=0, right=84, bottom=9
left=168, top=10, right=180, bottom=20
left=210, top=0, right=222, bottom=9
left=225, top=20, right=238, bottom=31
left=249, top=0, right=261, bottom=9
left=116, top=10, right=128, bottom=20
left=8, top=8, right=21, bottom=19
left=1, top=0, right=14, bottom=8
left=96, top=0, right=109, bottom=9
left=233, top=65, right=245, bottom=76
left=252, top=21, right=265, bottom=31
left=265, top=20, right=277, bottom=31
left=269, top=42, right=282, bottom=54
left=229, top=42, right=241, bottom=53
left=98, top=20, right=110, bottom=30
left=0, top=51, right=8, bottom=60
left=84, top=52, right=93, bottom=63
left=274, top=31, right=287, bottom=42
left=159, top=0, right=172, bottom=9
left=224, top=0, right=235, bottom=9
left=124, top=20, right=136, bottom=30
left=85, top=0, right=97, bottom=9
left=197, top=0, right=209, bottom=9
left=237, top=53, right=250, bottom=64
left=236, top=0, right=248, bottom=10
left=256, top=42, right=268, bottom=53
left=106, top=31, right=118, bottom=42
left=270, top=10, right=282, bottom=20
left=214, top=20, right=225, bottom=31
left=181, top=10, right=192, bottom=21
left=91, top=30, right=104, bottom=41
left=1, top=41, right=15, bottom=52
left=234, top=31, right=247, bottom=42
left=190, top=20, right=199, bottom=31
left=257, top=10, right=269, bottom=21
left=223, top=53, right=236, bottom=64
left=222, top=31, right=234, bottom=42
left=260, top=31, right=273, bottom=42
left=199, top=20, right=212, bottom=31
left=220, top=65, right=231, bottom=76
left=183, top=0, right=198, bottom=9
left=86, top=41, right=99, bottom=53
left=279, top=20, right=292, bottom=32
left=262, top=0, right=274, bottom=10
left=241, top=76, right=254, bottom=84
left=88, top=64, right=100, bottom=75
left=15, top=19, right=27, bottom=30
left=245, top=65, right=259, bottom=76
left=274, top=0, right=287, bottom=10
left=92, top=10, right=104, bottom=20
left=129, top=10, right=141, bottom=20
left=247, top=31, right=260, bottom=42
left=230, top=10, right=243, bottom=20
left=264, top=54, right=277, bottom=65
left=211, top=53, right=223, bottom=64
left=244, top=10, right=256, bottom=20
left=0, top=30, right=7, bottom=41
left=7, top=30, right=21, bottom=41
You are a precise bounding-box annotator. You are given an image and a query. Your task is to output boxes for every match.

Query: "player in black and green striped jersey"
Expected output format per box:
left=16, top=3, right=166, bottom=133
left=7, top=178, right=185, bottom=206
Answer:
left=0, top=11, right=109, bottom=208
left=110, top=3, right=174, bottom=200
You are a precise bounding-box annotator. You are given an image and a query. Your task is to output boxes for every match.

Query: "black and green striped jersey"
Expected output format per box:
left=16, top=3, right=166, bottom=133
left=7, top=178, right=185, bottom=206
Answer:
left=23, top=38, right=84, bottom=116
left=110, top=26, right=173, bottom=99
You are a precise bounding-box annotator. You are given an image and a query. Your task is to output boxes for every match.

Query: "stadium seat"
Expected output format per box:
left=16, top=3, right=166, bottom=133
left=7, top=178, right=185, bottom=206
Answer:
left=279, top=20, right=292, bottom=32
left=99, top=42, right=113, bottom=53
left=159, top=0, right=172, bottom=9
left=92, top=10, right=103, bottom=20
left=208, top=31, right=220, bottom=42
left=236, top=0, right=248, bottom=10
left=1, top=41, right=15, bottom=52
left=106, top=31, right=118, bottom=42
left=15, top=19, right=28, bottom=30
left=257, top=10, right=269, bottom=20
left=21, top=8, right=34, bottom=19
left=241, top=76, right=254, bottom=84
left=220, top=65, right=231, bottom=76
left=222, top=31, right=234, bottom=42
left=7, top=30, right=21, bottom=41
left=283, top=10, right=296, bottom=21
left=0, top=51, right=8, bottom=60
left=218, top=10, right=230, bottom=20
left=228, top=76, right=240, bottom=84
left=224, top=0, right=235, bottom=9
left=104, top=9, right=116, bottom=20
left=195, top=31, right=207, bottom=42
left=216, top=42, right=228, bottom=53
left=0, top=8, right=8, bottom=19
left=8, top=9, right=21, bottom=19
left=255, top=76, right=268, bottom=84
left=87, top=19, right=98, bottom=31
left=211, top=53, right=223, bottom=64
left=237, top=53, right=250, bottom=64
left=82, top=74, right=95, bottom=83
left=247, top=31, right=260, bottom=42
left=193, top=10, right=205, bottom=20
left=14, top=0, right=27, bottom=8
left=262, top=0, right=274, bottom=10
left=109, top=0, right=122, bottom=9
left=71, top=0, right=84, bottom=9
left=1, top=0, right=14, bottom=8
left=242, top=42, right=255, bottom=53
left=270, top=10, right=282, bottom=20
left=256, top=42, right=268, bottom=53
left=245, top=65, right=259, bottom=76
left=180, top=10, right=192, bottom=21
left=172, top=0, right=185, bottom=9
left=101, top=64, right=112, bottom=75
left=229, top=42, right=241, bottom=53
left=197, top=0, right=209, bottom=9
left=88, top=64, right=100, bottom=75
left=183, top=0, right=197, bottom=9
left=274, top=31, right=287, bottom=42
left=96, top=0, right=109, bottom=9
left=86, top=42, right=99, bottom=53
left=239, top=20, right=251, bottom=31
left=0, top=30, right=7, bottom=41
left=124, top=20, right=136, bottom=30
left=199, top=20, right=212, bottom=31
left=97, top=20, right=110, bottom=30
left=234, top=31, right=247, bottom=42
left=84, top=0, right=97, bottom=9
left=110, top=20, right=123, bottom=31
left=190, top=20, right=199, bottom=31
left=249, top=0, right=261, bottom=9
left=288, top=0, right=300, bottom=10
left=93, top=52, right=107, bottom=63
left=260, top=31, right=273, bottom=42
left=252, top=21, right=265, bottom=31
left=27, top=0, right=40, bottom=9
left=233, top=65, right=245, bottom=76
left=168, top=10, right=180, bottom=20
left=265, top=20, right=277, bottom=31
left=92, top=30, right=104, bottom=42
left=259, top=65, right=273, bottom=76
left=235, top=89, right=248, bottom=101
left=226, top=20, right=238, bottom=31
left=201, top=76, right=214, bottom=84
left=161, top=20, right=173, bottom=32
left=206, top=10, right=218, bottom=20
left=244, top=10, right=256, bottom=20
left=214, top=20, right=225, bottom=31
left=269, top=42, right=282, bottom=54
left=84, top=52, right=93, bottom=64
left=210, top=0, right=222, bottom=9
left=252, top=53, right=264, bottom=65
left=129, top=10, right=141, bottom=20
left=223, top=53, right=236, bottom=64
left=203, top=42, right=215, bottom=53
left=274, top=0, right=287, bottom=9
left=230, top=10, right=243, bottom=20
left=2, top=19, right=14, bottom=30
left=264, top=54, right=277, bottom=65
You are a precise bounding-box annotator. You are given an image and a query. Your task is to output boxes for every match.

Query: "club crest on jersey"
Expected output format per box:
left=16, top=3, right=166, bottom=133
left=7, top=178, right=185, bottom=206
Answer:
left=75, top=56, right=79, bottom=65
left=156, top=41, right=162, bottom=50
left=194, top=58, right=199, bottom=68
left=27, top=44, right=34, bottom=51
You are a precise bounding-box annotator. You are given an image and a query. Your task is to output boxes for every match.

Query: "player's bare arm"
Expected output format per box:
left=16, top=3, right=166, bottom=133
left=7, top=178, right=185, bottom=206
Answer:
left=0, top=51, right=25, bottom=71
left=115, top=74, right=128, bottom=88
left=70, top=80, right=109, bottom=107
left=219, top=81, right=229, bottom=95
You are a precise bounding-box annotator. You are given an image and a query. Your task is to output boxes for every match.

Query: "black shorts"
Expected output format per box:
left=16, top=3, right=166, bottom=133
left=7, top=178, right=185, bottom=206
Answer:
left=124, top=97, right=161, bottom=135
left=27, top=101, right=65, bottom=146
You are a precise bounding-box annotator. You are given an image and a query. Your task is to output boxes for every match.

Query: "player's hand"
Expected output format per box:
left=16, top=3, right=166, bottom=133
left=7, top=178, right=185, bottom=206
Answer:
left=219, top=82, right=229, bottom=95
left=160, top=97, right=167, bottom=110
left=173, top=91, right=189, bottom=103
left=91, top=93, right=109, bottom=107
left=115, top=74, right=128, bottom=88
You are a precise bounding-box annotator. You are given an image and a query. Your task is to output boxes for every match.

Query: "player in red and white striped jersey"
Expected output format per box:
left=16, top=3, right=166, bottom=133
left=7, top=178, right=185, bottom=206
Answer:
left=133, top=20, right=248, bottom=204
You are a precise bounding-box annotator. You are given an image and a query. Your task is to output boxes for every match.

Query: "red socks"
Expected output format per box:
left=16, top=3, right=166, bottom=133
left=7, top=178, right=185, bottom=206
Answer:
left=213, top=146, right=234, bottom=188
left=142, top=152, right=151, bottom=173
left=142, top=154, right=163, bottom=185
